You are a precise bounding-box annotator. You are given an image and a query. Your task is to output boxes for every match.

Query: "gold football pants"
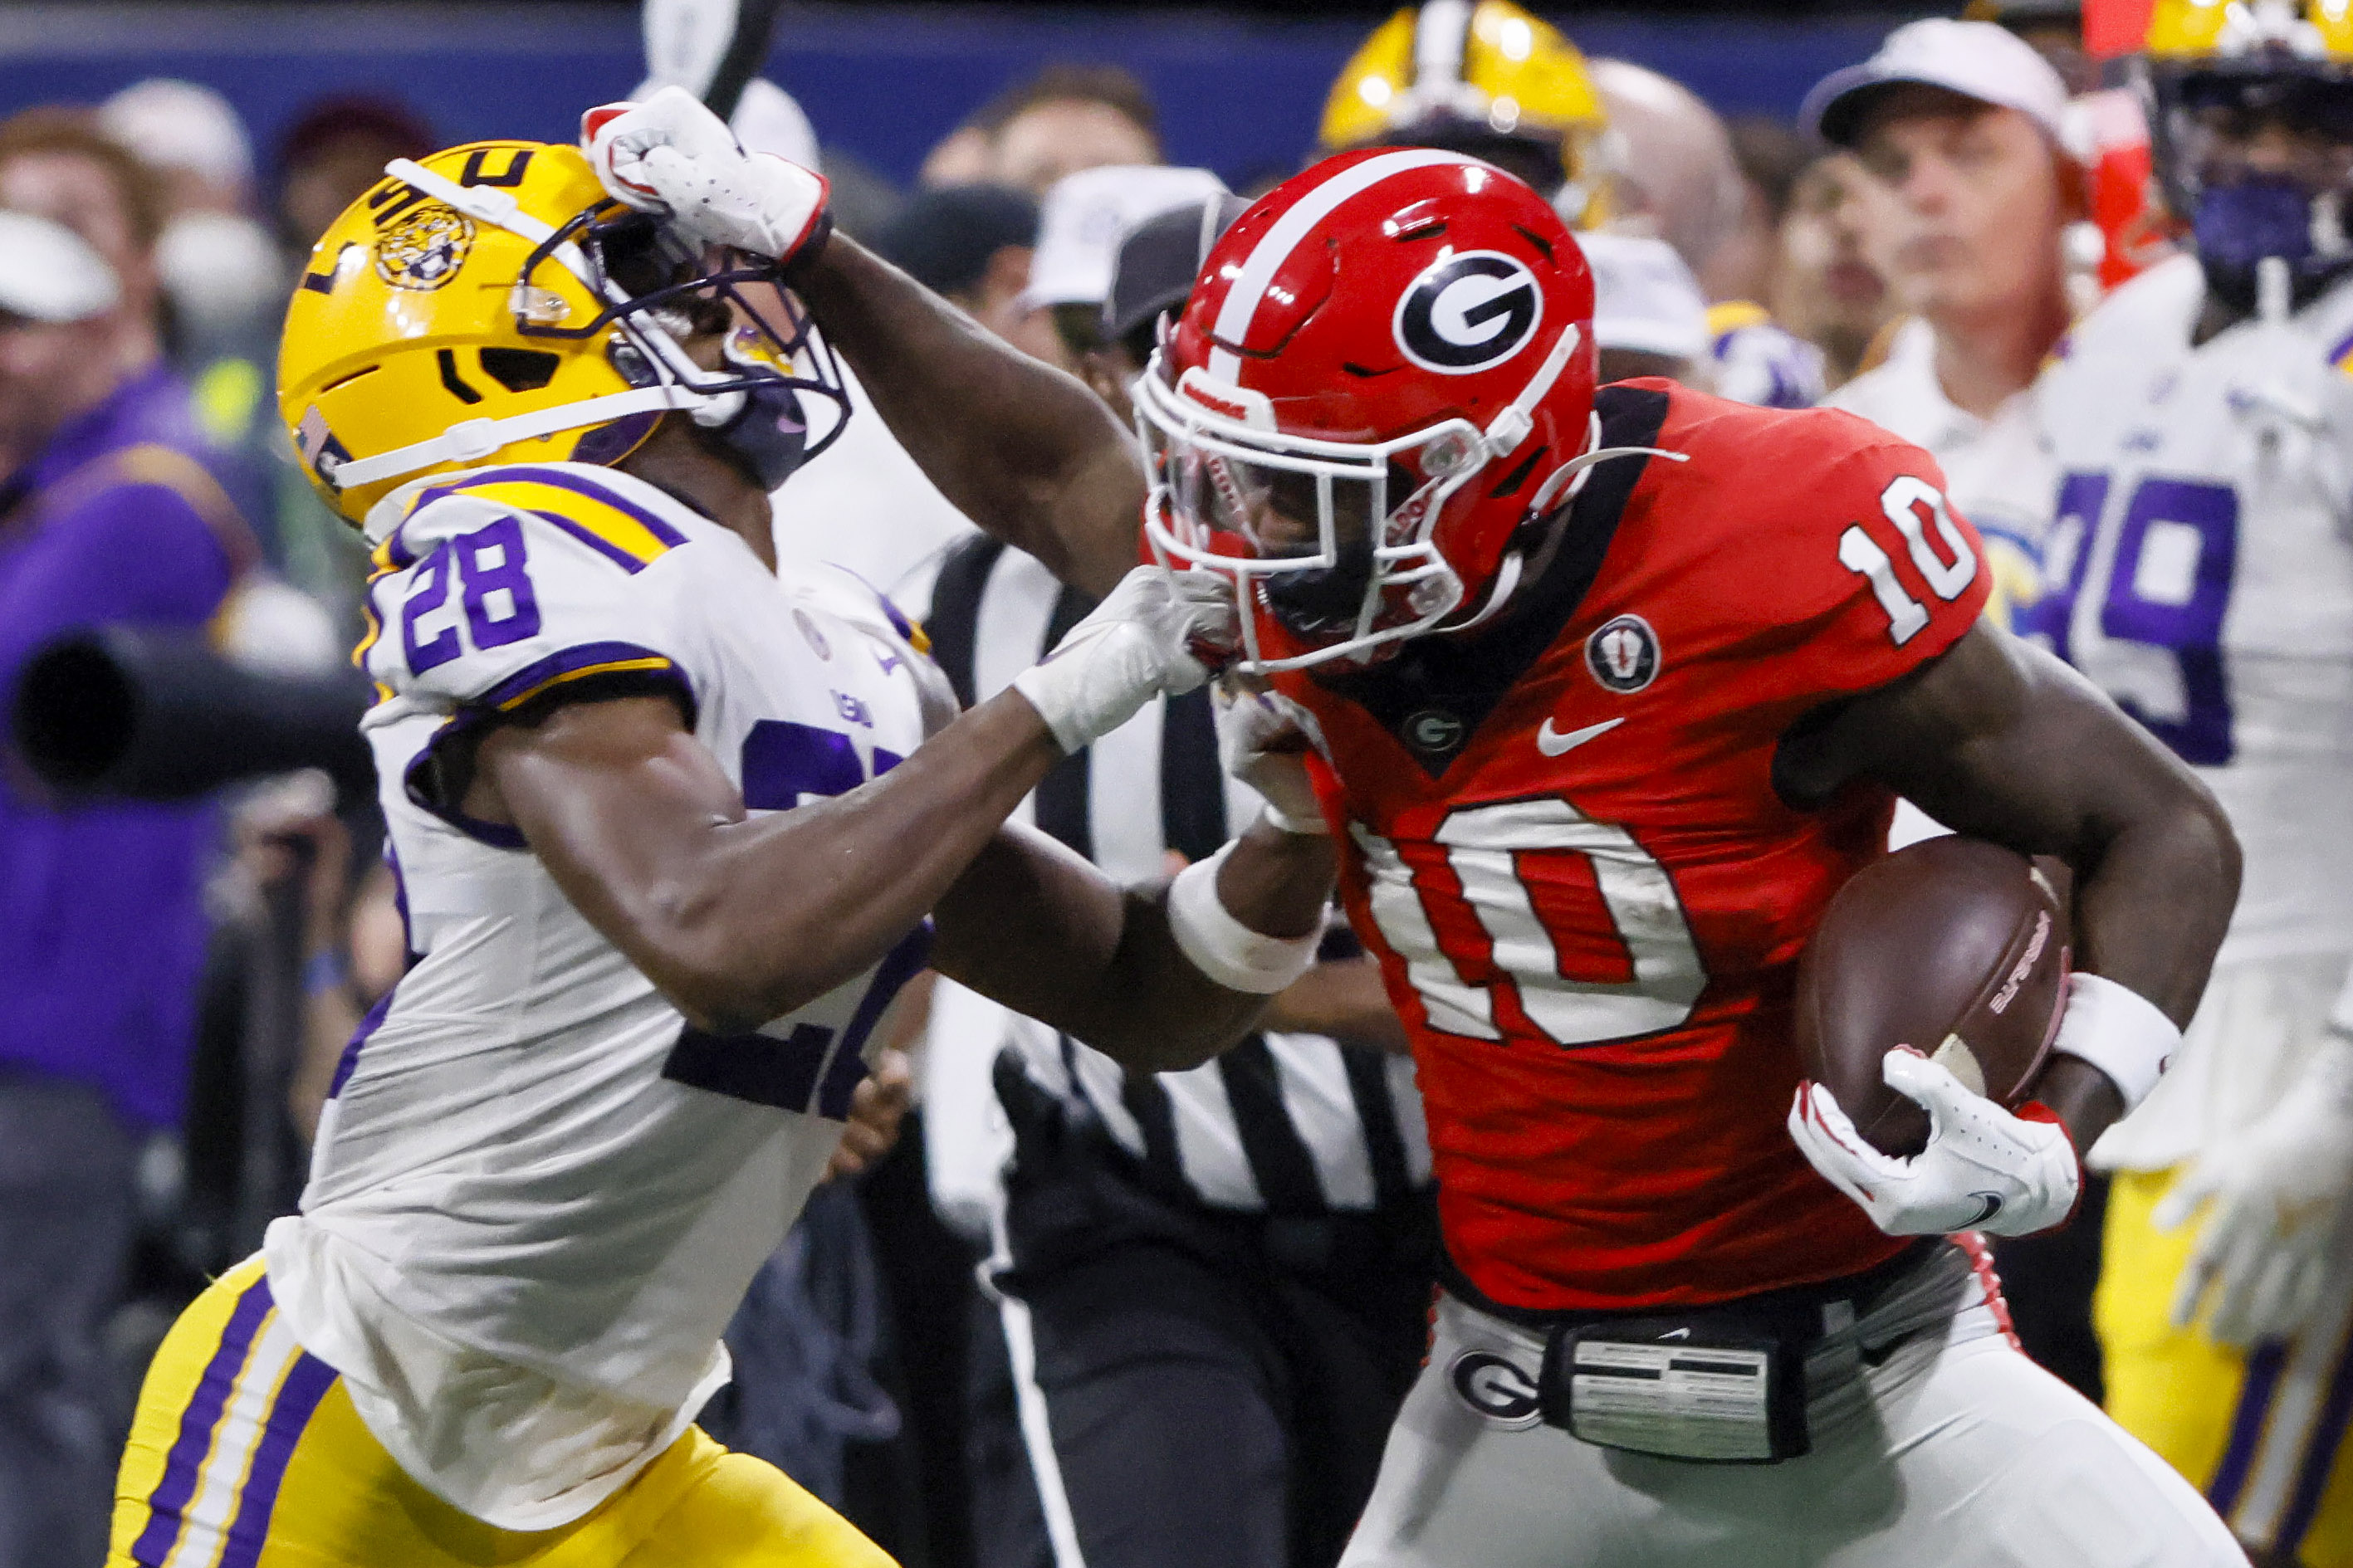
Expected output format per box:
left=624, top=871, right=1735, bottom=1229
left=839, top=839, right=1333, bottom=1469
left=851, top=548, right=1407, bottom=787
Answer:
left=108, top=1255, right=893, bottom=1567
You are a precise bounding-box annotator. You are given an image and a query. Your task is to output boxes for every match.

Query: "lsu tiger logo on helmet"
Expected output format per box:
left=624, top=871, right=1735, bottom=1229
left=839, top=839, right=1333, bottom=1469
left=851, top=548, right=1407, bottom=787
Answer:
left=278, top=139, right=847, bottom=528
left=371, top=202, right=472, bottom=291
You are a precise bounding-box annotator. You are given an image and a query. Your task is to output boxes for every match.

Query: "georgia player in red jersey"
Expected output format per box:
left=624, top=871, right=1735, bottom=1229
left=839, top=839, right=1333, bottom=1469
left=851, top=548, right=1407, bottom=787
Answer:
left=589, top=96, right=2249, bottom=1566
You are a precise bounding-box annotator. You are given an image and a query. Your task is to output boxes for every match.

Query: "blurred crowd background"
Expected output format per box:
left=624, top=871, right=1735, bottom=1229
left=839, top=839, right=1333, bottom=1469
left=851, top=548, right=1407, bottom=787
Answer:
left=0, top=0, right=2261, bottom=1566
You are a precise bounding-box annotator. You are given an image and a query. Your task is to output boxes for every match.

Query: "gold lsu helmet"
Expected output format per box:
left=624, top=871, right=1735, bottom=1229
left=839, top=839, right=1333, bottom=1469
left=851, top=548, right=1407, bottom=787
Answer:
left=2137, top=0, right=2353, bottom=308
left=279, top=139, right=845, bottom=528
left=1318, top=1, right=1609, bottom=222
left=2145, top=0, right=2353, bottom=60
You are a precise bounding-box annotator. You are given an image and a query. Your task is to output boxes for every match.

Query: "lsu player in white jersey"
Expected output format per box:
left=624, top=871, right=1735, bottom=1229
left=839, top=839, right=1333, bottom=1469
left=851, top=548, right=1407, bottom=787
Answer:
left=105, top=121, right=1340, bottom=1568
left=2024, top=2, right=2353, bottom=1561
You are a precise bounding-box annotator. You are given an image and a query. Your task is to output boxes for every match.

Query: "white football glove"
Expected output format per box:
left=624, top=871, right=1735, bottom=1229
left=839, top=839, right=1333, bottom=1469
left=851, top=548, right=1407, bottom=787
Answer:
left=1011, top=567, right=1235, bottom=754
left=1215, top=681, right=1328, bottom=835
left=580, top=85, right=829, bottom=264
left=1789, top=1048, right=2082, bottom=1238
left=2157, top=1030, right=2353, bottom=1346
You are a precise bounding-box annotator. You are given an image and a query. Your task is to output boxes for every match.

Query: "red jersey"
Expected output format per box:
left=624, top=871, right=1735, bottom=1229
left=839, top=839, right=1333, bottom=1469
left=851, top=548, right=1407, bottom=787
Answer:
left=1274, top=382, right=1992, bottom=1314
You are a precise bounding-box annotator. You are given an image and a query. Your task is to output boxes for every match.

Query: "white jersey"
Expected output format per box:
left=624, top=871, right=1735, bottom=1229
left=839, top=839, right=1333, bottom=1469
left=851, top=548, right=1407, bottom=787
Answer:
left=2030, top=255, right=2353, bottom=1165
left=262, top=462, right=946, bottom=1527
left=1826, top=317, right=2053, bottom=584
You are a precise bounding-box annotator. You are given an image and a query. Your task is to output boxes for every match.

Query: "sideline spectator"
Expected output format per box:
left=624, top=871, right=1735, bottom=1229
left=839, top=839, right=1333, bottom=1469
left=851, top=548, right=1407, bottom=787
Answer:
left=273, top=96, right=435, bottom=256
left=1808, top=19, right=2076, bottom=599
left=1084, top=191, right=1250, bottom=422
left=1589, top=59, right=1747, bottom=281
left=1590, top=61, right=1825, bottom=408
left=1025, top=164, right=1225, bottom=365
left=1768, top=152, right=1896, bottom=392
left=100, top=81, right=283, bottom=552
left=921, top=64, right=1161, bottom=198
left=0, top=190, right=257, bottom=1568
left=1582, top=229, right=1713, bottom=386
left=907, top=192, right=1432, bottom=1568
left=100, top=81, right=281, bottom=358
left=873, top=183, right=1061, bottom=369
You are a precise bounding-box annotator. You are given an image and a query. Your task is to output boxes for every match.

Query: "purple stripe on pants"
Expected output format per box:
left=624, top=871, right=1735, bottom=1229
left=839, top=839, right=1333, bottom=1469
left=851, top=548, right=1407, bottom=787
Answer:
left=213, top=1351, right=339, bottom=1568
left=129, top=1274, right=275, bottom=1564
left=2209, top=1340, right=2287, bottom=1517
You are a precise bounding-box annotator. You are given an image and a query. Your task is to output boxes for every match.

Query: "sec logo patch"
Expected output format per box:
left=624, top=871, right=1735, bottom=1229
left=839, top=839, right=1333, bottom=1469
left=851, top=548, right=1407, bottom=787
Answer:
left=1392, top=251, right=1543, bottom=375
left=1450, top=1350, right=1542, bottom=1427
left=1585, top=614, right=1661, bottom=694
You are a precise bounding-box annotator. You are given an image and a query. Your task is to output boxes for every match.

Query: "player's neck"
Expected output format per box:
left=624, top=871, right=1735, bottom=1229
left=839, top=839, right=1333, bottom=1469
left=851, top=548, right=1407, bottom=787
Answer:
left=1925, top=286, right=2067, bottom=420
left=614, top=417, right=778, bottom=571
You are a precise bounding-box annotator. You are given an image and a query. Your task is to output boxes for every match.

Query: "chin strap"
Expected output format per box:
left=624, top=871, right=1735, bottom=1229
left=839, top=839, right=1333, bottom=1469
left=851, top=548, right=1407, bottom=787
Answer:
left=330, top=383, right=699, bottom=490
left=1522, top=410, right=1691, bottom=520
left=1434, top=413, right=1690, bottom=637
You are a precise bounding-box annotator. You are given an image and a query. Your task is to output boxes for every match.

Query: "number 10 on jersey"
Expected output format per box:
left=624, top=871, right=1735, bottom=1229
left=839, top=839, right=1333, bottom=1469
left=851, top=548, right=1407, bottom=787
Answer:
left=1353, top=799, right=1708, bottom=1050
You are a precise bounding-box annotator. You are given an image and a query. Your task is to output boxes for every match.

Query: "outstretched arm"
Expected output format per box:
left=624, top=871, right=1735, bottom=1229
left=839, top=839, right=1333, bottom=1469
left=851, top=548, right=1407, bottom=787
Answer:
left=929, top=818, right=1337, bottom=1073
left=794, top=236, right=1146, bottom=598
left=1776, top=620, right=2241, bottom=1151
left=475, top=690, right=1064, bottom=1035
left=583, top=86, right=1147, bottom=596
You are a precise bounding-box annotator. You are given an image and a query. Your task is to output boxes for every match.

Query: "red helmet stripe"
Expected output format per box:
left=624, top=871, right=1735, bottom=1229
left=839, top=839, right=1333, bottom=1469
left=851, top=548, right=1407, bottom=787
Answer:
left=1206, top=148, right=1481, bottom=386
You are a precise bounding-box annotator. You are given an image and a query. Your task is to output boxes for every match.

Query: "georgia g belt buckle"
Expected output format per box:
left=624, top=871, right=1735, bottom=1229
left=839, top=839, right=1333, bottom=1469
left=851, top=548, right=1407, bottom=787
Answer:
left=1537, top=1315, right=1811, bottom=1463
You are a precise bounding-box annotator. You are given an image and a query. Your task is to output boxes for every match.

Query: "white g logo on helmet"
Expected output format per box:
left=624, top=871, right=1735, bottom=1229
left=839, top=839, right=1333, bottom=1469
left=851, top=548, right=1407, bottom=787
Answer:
left=1392, top=251, right=1544, bottom=375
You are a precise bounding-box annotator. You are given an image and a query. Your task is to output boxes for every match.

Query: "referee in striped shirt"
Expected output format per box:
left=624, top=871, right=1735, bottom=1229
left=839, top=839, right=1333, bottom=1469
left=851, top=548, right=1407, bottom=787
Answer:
left=903, top=196, right=1436, bottom=1568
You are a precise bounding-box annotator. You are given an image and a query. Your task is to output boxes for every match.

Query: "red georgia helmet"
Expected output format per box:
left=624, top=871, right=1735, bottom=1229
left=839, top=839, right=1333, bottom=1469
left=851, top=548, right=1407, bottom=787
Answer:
left=1139, top=147, right=1598, bottom=671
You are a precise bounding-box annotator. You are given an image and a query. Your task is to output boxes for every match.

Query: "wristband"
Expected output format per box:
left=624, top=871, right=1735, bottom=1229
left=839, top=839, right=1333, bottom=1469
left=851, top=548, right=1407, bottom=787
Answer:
left=1260, top=802, right=1330, bottom=837
left=2050, top=971, right=2182, bottom=1113
left=1166, top=843, right=1322, bottom=995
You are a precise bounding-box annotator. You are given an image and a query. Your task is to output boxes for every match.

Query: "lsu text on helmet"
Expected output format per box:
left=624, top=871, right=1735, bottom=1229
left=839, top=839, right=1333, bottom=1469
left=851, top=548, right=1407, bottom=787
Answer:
left=277, top=139, right=846, bottom=529
left=1138, top=148, right=1605, bottom=673
left=2140, top=0, right=2353, bottom=310
left=1318, top=1, right=1611, bottom=224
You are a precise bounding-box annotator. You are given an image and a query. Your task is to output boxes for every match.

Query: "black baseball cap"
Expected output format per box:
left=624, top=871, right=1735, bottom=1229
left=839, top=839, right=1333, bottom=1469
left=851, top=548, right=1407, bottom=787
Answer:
left=871, top=183, right=1040, bottom=298
left=1102, top=192, right=1252, bottom=352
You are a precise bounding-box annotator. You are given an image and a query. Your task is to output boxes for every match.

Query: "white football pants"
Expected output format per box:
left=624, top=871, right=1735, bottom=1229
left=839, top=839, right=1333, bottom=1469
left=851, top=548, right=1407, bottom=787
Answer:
left=1341, top=1251, right=2247, bottom=1568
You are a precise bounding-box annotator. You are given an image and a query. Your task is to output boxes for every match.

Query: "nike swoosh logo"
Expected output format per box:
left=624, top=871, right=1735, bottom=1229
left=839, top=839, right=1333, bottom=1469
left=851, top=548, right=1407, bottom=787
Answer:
left=1536, top=716, right=1624, bottom=756
left=1659, top=1327, right=1692, bottom=1341
left=1960, top=1192, right=2004, bottom=1228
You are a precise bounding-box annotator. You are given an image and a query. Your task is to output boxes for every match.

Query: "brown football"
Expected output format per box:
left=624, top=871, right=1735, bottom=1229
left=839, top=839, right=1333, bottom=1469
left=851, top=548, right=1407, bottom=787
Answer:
left=1793, top=837, right=2071, bottom=1157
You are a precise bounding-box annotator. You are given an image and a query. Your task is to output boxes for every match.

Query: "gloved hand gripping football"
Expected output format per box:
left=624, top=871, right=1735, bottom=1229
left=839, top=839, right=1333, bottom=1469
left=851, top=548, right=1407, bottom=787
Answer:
left=581, top=85, right=830, bottom=266
left=1788, top=1048, right=2082, bottom=1238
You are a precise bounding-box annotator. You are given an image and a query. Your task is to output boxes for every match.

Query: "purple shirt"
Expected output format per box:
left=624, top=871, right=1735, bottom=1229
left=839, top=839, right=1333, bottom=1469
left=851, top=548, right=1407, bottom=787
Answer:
left=0, top=366, right=248, bottom=1130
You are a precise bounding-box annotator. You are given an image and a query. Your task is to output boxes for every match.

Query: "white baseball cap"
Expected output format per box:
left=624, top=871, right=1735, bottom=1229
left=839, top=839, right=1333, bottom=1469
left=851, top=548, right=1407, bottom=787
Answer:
left=1801, top=19, right=2069, bottom=148
left=1581, top=232, right=1709, bottom=361
left=0, top=210, right=120, bottom=325
left=1023, top=164, right=1229, bottom=312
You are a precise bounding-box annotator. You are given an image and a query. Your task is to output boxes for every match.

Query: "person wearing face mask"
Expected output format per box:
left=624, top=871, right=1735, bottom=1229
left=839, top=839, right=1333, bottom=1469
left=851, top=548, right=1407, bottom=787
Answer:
left=2023, top=3, right=2353, bottom=1561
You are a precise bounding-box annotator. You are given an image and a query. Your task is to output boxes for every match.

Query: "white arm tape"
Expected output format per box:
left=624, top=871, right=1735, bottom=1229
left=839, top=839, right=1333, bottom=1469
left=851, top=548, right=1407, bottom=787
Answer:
left=1166, top=843, right=1322, bottom=995
left=2051, top=971, right=2183, bottom=1113
left=1260, top=801, right=1330, bottom=837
